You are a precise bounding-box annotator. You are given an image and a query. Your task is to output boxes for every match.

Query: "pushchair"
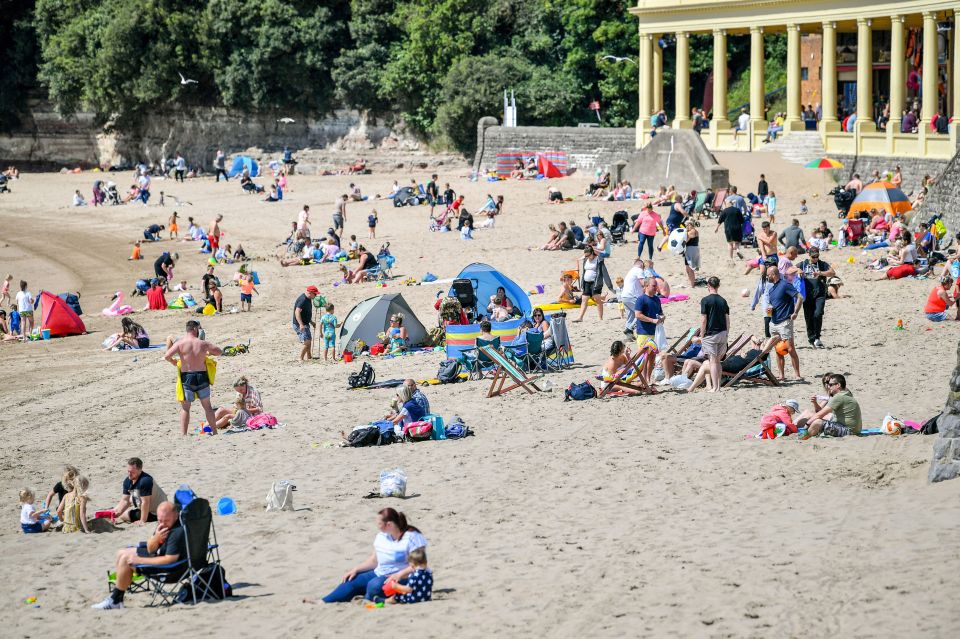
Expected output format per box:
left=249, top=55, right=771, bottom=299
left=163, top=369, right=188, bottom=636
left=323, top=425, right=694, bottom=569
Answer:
left=610, top=210, right=630, bottom=244
left=829, top=186, right=856, bottom=217
left=106, top=184, right=121, bottom=205
left=702, top=188, right=726, bottom=218
left=392, top=186, right=420, bottom=207
left=0, top=175, right=8, bottom=193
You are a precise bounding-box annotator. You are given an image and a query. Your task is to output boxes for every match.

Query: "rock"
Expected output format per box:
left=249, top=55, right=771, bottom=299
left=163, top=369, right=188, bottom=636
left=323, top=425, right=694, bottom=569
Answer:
left=929, top=341, right=960, bottom=482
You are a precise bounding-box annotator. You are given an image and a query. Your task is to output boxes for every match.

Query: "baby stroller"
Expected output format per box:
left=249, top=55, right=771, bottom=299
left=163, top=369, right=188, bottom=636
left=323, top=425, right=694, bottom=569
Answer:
left=106, top=183, right=121, bottom=205
left=829, top=186, right=856, bottom=217
left=0, top=175, right=8, bottom=193
left=610, top=210, right=630, bottom=244
left=741, top=214, right=758, bottom=249
left=392, top=186, right=420, bottom=207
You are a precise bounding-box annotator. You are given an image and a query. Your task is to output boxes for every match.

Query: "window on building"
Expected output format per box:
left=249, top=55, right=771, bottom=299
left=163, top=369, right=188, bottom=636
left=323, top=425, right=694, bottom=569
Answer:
left=801, top=67, right=809, bottom=81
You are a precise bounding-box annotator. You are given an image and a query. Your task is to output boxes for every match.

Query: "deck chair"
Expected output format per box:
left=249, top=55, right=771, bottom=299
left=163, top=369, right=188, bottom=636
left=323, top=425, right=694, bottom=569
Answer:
left=368, top=254, right=395, bottom=281
left=693, top=191, right=709, bottom=216
left=598, top=344, right=656, bottom=398
left=505, top=331, right=557, bottom=372
left=460, top=337, right=500, bottom=380
left=667, top=327, right=700, bottom=357
left=721, top=338, right=780, bottom=388
left=124, top=498, right=225, bottom=606
left=478, top=345, right=544, bottom=397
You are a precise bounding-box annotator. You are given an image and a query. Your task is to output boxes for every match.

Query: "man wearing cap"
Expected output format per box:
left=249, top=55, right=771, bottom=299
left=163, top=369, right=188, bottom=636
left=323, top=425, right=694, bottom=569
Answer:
left=294, top=286, right=319, bottom=361
left=165, top=320, right=223, bottom=435
left=797, top=247, right=835, bottom=349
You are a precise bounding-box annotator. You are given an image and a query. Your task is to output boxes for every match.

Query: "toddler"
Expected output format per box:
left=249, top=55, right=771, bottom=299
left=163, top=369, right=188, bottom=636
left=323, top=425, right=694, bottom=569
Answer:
left=349, top=235, right=359, bottom=259
left=129, top=240, right=143, bottom=261
left=765, top=191, right=777, bottom=224
left=799, top=198, right=808, bottom=215
left=386, top=547, right=433, bottom=605
left=319, top=303, right=339, bottom=361
left=20, top=488, right=51, bottom=534
left=0, top=274, right=11, bottom=307
left=168, top=211, right=179, bottom=239
left=368, top=210, right=378, bottom=239
left=239, top=274, right=258, bottom=312
left=614, top=277, right=625, bottom=318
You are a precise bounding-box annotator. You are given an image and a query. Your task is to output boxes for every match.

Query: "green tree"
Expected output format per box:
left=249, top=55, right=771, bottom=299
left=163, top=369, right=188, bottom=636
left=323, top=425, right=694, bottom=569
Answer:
left=0, top=0, right=39, bottom=131
left=332, top=0, right=398, bottom=115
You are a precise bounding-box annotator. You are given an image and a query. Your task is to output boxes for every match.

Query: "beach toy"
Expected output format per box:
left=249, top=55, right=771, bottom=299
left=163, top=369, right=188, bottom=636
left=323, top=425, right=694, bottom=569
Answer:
left=25, top=596, right=37, bottom=605
left=202, top=424, right=213, bottom=434
left=383, top=581, right=398, bottom=596
left=343, top=351, right=354, bottom=363
left=251, top=271, right=260, bottom=285
left=208, top=257, right=218, bottom=266
left=103, top=291, right=134, bottom=316
left=94, top=510, right=116, bottom=521
left=775, top=341, right=790, bottom=356
left=895, top=319, right=904, bottom=330
left=41, top=329, right=51, bottom=340
left=217, top=497, right=237, bottom=516
left=740, top=288, right=749, bottom=298
left=365, top=602, right=385, bottom=609
left=847, top=256, right=855, bottom=264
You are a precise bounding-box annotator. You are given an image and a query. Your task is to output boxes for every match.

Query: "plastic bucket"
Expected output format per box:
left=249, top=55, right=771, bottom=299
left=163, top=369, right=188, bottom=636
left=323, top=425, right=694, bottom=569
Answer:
left=217, top=497, right=237, bottom=516
left=41, top=329, right=51, bottom=340
left=251, top=271, right=260, bottom=285
left=343, top=351, right=354, bottom=363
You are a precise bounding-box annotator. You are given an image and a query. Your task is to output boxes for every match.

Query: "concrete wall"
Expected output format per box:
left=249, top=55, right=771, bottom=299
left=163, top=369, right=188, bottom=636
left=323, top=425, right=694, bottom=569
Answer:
left=474, top=120, right=638, bottom=176
left=0, top=100, right=411, bottom=170
left=617, top=129, right=729, bottom=192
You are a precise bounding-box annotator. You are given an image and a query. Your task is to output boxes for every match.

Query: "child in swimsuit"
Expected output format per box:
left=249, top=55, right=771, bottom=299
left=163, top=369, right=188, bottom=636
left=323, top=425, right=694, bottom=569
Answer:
left=319, top=303, right=339, bottom=361
left=558, top=274, right=581, bottom=305
left=0, top=274, right=11, bottom=307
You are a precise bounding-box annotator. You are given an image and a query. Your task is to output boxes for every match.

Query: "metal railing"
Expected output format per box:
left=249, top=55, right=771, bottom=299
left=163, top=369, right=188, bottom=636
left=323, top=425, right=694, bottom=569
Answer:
left=727, top=86, right=786, bottom=120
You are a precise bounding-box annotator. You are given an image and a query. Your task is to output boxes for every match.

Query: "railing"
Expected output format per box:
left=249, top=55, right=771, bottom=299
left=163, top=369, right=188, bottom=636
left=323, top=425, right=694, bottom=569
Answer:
left=727, top=86, right=786, bottom=120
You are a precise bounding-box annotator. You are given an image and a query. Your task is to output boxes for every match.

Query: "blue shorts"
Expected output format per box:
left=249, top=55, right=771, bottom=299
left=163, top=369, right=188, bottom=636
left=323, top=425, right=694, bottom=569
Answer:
left=240, top=293, right=252, bottom=303
left=323, top=333, right=335, bottom=349
left=22, top=521, right=43, bottom=534
left=293, top=320, right=312, bottom=343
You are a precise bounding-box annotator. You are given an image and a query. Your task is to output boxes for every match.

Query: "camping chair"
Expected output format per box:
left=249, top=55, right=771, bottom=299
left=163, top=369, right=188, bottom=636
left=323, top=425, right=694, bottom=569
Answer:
left=460, top=337, right=501, bottom=380
left=546, top=314, right=572, bottom=369
left=505, top=331, right=556, bottom=373
left=478, top=345, right=544, bottom=397
left=598, top=344, right=656, bottom=398
left=114, top=498, right=225, bottom=607
left=667, top=327, right=700, bottom=357
left=374, top=254, right=395, bottom=281
left=721, top=338, right=780, bottom=388
left=693, top=191, right=709, bottom=217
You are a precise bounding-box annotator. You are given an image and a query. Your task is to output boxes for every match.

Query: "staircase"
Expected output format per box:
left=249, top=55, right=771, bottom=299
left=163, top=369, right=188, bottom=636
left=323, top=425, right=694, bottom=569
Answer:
left=756, top=131, right=826, bottom=166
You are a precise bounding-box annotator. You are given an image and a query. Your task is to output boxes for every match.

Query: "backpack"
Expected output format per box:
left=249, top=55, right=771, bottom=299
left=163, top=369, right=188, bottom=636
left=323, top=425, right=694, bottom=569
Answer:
left=345, top=426, right=381, bottom=447
left=564, top=381, right=597, bottom=401
left=373, top=419, right=397, bottom=445
left=176, top=564, right=231, bottom=603
left=348, top=362, right=376, bottom=389
left=438, top=296, right=463, bottom=323
left=437, top=359, right=462, bottom=384
left=921, top=413, right=941, bottom=435
left=445, top=417, right=473, bottom=439
left=402, top=421, right=433, bottom=441
left=265, top=480, right=295, bottom=511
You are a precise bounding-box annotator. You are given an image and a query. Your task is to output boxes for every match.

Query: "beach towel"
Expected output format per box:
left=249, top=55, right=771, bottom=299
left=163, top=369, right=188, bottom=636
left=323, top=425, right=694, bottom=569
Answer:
left=175, top=357, right=217, bottom=401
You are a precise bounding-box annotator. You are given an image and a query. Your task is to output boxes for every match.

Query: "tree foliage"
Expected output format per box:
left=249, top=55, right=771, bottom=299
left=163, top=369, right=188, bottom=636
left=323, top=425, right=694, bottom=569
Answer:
left=14, top=0, right=786, bottom=153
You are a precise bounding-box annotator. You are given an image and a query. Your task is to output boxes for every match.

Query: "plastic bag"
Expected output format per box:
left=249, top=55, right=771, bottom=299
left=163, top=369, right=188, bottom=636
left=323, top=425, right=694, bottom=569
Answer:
left=654, top=323, right=667, bottom=351
left=379, top=468, right=407, bottom=498
left=265, top=480, right=295, bottom=511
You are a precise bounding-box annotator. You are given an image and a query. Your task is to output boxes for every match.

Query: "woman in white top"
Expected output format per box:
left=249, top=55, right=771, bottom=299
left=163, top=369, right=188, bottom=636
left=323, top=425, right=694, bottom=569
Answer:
left=574, top=246, right=604, bottom=322
left=317, top=508, right=427, bottom=603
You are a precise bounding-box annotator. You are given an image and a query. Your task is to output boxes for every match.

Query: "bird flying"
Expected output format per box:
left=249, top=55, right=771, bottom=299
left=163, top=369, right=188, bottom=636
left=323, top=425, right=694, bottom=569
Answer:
left=178, top=72, right=198, bottom=85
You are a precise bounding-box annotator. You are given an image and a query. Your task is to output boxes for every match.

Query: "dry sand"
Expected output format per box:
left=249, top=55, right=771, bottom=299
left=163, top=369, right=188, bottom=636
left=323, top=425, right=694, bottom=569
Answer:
left=1, top=150, right=958, bottom=637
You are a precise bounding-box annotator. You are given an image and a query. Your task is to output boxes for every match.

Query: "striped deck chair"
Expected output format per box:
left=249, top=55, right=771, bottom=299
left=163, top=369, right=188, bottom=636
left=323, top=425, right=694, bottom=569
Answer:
left=598, top=344, right=656, bottom=397
left=478, top=345, right=544, bottom=397
left=721, top=338, right=780, bottom=388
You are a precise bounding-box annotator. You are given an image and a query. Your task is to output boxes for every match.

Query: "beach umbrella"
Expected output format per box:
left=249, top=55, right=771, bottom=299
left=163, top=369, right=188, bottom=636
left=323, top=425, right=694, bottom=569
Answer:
left=847, top=181, right=912, bottom=218
left=803, top=157, right=845, bottom=169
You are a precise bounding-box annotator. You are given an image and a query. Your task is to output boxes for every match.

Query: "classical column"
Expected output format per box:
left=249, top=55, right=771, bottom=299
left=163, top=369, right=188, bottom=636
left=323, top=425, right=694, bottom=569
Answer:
left=922, top=11, right=939, bottom=125
left=750, top=26, right=765, bottom=127
left=856, top=18, right=876, bottom=132
left=889, top=15, right=905, bottom=134
left=637, top=33, right=653, bottom=146
left=711, top=29, right=729, bottom=128
left=821, top=22, right=839, bottom=130
left=785, top=24, right=803, bottom=130
left=953, top=13, right=960, bottom=124
left=673, top=32, right=691, bottom=128
left=652, top=37, right=663, bottom=114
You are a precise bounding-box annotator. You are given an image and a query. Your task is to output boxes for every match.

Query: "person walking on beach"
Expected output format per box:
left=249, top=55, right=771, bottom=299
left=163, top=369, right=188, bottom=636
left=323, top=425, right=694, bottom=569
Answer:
left=293, top=285, right=319, bottom=362
left=208, top=214, right=222, bottom=253
left=16, top=280, right=34, bottom=339
left=333, top=194, right=348, bottom=234
left=174, top=153, right=186, bottom=182
left=164, top=320, right=222, bottom=436
left=215, top=149, right=228, bottom=182
left=798, top=247, right=834, bottom=348
left=699, top=276, right=730, bottom=392
left=765, top=265, right=802, bottom=380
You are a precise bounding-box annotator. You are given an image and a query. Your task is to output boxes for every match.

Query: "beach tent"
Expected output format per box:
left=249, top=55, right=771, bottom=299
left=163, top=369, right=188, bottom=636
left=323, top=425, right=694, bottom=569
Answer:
left=338, top=293, right=427, bottom=355
left=444, top=318, right=525, bottom=361
left=449, top=263, right=532, bottom=318
left=40, top=290, right=86, bottom=337
left=537, top=154, right=564, bottom=178
left=847, top=181, right=912, bottom=218
left=495, top=151, right=569, bottom=178
left=228, top=155, right=259, bottom=178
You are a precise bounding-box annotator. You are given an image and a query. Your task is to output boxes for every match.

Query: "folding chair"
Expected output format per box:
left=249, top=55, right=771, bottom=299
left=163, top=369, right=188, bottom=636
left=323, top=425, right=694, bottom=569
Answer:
left=505, top=331, right=556, bottom=373
left=598, top=344, right=656, bottom=397
left=667, top=327, right=700, bottom=357
left=721, top=338, right=780, bottom=388
left=123, top=498, right=225, bottom=606
left=546, top=314, right=572, bottom=369
left=460, top=337, right=500, bottom=380
left=373, top=255, right=395, bottom=281
left=478, top=346, right=544, bottom=397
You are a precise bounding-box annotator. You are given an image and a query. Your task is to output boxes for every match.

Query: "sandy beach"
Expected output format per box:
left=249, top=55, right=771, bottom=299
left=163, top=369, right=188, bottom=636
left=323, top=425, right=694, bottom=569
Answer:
left=1, top=150, right=958, bottom=637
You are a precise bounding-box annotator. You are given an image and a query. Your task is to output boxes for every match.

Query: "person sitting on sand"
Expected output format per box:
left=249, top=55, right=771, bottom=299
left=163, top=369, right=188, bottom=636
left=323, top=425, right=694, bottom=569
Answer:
left=110, top=457, right=166, bottom=524
left=144, top=279, right=168, bottom=311
left=758, top=399, right=800, bottom=438
left=280, top=241, right=316, bottom=267
left=350, top=247, right=377, bottom=283
left=19, top=488, right=52, bottom=534
left=122, top=184, right=141, bottom=204
left=385, top=385, right=425, bottom=429
left=214, top=376, right=263, bottom=430
left=44, top=465, right=79, bottom=513
left=205, top=281, right=223, bottom=313
left=102, top=317, right=150, bottom=350
left=92, top=501, right=184, bottom=609
left=924, top=275, right=955, bottom=322
left=386, top=314, right=409, bottom=352
left=58, top=474, right=91, bottom=533
left=800, top=374, right=862, bottom=438
left=558, top=273, right=581, bottom=305
left=875, top=234, right=917, bottom=279
left=540, top=224, right=560, bottom=249
left=384, top=546, right=433, bottom=605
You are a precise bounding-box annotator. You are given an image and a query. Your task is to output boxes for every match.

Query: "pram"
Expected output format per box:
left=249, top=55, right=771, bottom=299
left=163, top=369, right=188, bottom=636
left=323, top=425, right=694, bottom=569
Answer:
left=392, top=186, right=420, bottom=207
left=829, top=186, right=857, bottom=217
left=610, top=210, right=630, bottom=244
left=702, top=188, right=726, bottom=218
left=106, top=183, right=121, bottom=205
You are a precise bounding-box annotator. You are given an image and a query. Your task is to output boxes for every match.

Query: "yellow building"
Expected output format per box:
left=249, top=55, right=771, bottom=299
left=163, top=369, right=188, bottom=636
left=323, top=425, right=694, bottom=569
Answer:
left=630, top=0, right=960, bottom=159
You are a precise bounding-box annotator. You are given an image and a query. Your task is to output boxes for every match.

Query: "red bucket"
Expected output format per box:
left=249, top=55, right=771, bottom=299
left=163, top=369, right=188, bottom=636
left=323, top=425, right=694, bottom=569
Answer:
left=343, top=351, right=354, bottom=363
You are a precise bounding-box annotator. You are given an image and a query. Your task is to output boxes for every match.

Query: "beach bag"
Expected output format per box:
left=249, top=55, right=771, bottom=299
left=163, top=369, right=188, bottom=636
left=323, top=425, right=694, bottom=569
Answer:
left=177, top=564, right=231, bottom=603
left=348, top=362, right=375, bottom=388
left=437, top=359, right=462, bottom=384
left=345, top=426, right=381, bottom=447
left=379, top=468, right=407, bottom=497
left=445, top=417, right=473, bottom=439
left=921, top=412, right=941, bottom=435
left=564, top=382, right=597, bottom=401
left=402, top=420, right=433, bottom=441
left=265, top=480, right=295, bottom=511
left=654, top=323, right=667, bottom=351
left=424, top=414, right=446, bottom=440
left=373, top=419, right=396, bottom=445
left=426, top=326, right=445, bottom=346
left=247, top=413, right=278, bottom=430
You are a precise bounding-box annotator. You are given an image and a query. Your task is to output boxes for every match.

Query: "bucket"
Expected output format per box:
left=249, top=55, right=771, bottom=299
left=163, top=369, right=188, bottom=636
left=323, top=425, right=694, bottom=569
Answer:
left=251, top=271, right=260, bottom=285
left=217, top=497, right=237, bottom=516
left=343, top=351, right=354, bottom=363
left=41, top=329, right=51, bottom=340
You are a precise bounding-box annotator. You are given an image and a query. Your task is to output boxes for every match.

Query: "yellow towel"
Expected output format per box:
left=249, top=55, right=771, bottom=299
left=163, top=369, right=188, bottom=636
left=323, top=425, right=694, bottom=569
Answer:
left=175, top=357, right=217, bottom=401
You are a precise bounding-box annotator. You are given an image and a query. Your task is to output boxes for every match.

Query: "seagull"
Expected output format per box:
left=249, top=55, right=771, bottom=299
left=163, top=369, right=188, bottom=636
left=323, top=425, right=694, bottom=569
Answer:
left=178, top=72, right=198, bottom=85
left=602, top=55, right=636, bottom=64
left=168, top=195, right=193, bottom=206
left=277, top=117, right=295, bottom=124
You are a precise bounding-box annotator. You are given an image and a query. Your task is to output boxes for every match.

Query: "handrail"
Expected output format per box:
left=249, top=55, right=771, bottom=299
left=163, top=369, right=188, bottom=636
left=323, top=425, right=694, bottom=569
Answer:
left=727, top=86, right=786, bottom=120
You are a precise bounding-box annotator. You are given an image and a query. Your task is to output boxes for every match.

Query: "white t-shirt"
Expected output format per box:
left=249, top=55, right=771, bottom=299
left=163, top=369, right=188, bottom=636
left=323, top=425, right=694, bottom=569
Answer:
left=21, top=503, right=36, bottom=525
left=138, top=174, right=151, bottom=190
left=373, top=530, right=428, bottom=577
left=16, top=290, right=33, bottom=313
left=901, top=244, right=917, bottom=264
left=298, top=209, right=310, bottom=230
left=622, top=266, right=645, bottom=298
left=738, top=113, right=750, bottom=130
left=582, top=257, right=599, bottom=282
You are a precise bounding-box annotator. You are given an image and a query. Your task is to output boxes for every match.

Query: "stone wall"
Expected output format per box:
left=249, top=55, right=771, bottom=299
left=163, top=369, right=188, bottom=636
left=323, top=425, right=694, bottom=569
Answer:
left=909, top=150, right=960, bottom=231
left=929, top=340, right=960, bottom=483
left=0, top=100, right=417, bottom=171
left=474, top=120, right=639, bottom=176
left=835, top=154, right=951, bottom=195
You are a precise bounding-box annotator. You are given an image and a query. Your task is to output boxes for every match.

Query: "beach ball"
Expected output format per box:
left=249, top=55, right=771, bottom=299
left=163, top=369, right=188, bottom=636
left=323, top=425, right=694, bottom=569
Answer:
left=667, top=228, right=687, bottom=255
left=847, top=256, right=855, bottom=264
left=740, top=288, right=749, bottom=298
left=882, top=416, right=903, bottom=436
left=775, top=340, right=790, bottom=356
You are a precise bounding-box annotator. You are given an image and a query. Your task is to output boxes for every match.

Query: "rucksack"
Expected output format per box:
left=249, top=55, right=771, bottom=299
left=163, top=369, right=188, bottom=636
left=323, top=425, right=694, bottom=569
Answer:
left=445, top=417, right=473, bottom=439
left=437, top=359, right=462, bottom=384
left=564, top=381, right=597, bottom=401
left=345, top=426, right=381, bottom=447
left=348, top=362, right=376, bottom=389
left=265, top=480, right=295, bottom=511
left=373, top=419, right=397, bottom=445
left=921, top=413, right=941, bottom=435
left=402, top=421, right=433, bottom=441
left=176, top=564, right=231, bottom=603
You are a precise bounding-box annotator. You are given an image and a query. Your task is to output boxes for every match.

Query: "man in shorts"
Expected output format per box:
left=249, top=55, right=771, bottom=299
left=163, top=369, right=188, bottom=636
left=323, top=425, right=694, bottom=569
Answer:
left=92, top=501, right=182, bottom=609
left=805, top=374, right=862, bottom=437
left=111, top=457, right=166, bottom=524
left=208, top=214, right=223, bottom=252
left=633, top=277, right=664, bottom=384
left=699, top=276, right=729, bottom=392
left=293, top=285, right=319, bottom=361
left=766, top=265, right=802, bottom=380
left=165, top=320, right=223, bottom=435
left=333, top=194, right=348, bottom=234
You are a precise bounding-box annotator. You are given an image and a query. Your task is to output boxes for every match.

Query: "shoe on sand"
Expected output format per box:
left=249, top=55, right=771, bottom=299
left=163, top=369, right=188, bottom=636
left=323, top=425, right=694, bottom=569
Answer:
left=91, top=597, right=123, bottom=610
